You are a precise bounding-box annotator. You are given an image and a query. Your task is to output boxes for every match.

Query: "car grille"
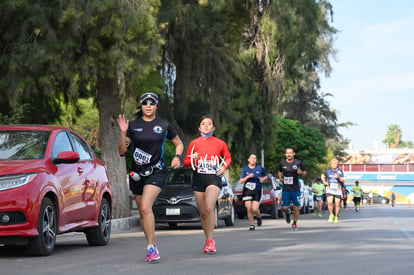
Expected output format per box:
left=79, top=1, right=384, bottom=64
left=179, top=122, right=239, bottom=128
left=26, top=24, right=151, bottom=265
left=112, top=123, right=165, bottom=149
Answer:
left=0, top=211, right=27, bottom=225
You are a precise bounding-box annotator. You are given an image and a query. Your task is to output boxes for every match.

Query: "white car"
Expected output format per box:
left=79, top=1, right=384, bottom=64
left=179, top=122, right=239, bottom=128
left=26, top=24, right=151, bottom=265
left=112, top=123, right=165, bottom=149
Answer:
left=299, top=179, right=310, bottom=214
left=306, top=186, right=314, bottom=212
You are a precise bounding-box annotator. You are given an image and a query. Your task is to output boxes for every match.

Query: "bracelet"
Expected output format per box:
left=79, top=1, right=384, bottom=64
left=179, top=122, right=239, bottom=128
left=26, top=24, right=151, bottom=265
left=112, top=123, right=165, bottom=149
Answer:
left=174, top=154, right=182, bottom=160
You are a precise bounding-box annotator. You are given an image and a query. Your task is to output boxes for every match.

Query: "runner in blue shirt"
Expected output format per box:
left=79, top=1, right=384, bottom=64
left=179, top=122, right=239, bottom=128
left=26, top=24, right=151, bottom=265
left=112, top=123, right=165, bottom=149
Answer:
left=240, top=154, right=268, bottom=230
left=321, top=158, right=345, bottom=223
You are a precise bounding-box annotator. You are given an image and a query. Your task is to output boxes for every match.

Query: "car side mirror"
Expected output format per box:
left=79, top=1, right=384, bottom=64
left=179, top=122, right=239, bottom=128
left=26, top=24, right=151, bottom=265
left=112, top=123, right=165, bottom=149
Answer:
left=53, top=151, right=80, bottom=164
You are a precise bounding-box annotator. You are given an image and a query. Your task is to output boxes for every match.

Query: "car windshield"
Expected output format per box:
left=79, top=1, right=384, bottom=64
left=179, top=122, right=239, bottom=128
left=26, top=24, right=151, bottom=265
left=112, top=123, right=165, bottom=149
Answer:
left=262, top=179, right=273, bottom=189
left=0, top=130, right=49, bottom=160
left=165, top=169, right=193, bottom=185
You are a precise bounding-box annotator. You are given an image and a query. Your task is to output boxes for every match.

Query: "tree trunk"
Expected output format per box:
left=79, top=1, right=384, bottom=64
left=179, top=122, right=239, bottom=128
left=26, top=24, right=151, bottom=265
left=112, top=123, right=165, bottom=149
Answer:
left=97, top=77, right=131, bottom=218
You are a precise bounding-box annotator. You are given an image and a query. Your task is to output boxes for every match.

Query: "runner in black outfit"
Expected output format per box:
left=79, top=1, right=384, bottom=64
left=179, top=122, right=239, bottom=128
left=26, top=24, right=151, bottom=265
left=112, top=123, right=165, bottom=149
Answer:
left=117, top=92, right=183, bottom=262
left=278, top=148, right=306, bottom=230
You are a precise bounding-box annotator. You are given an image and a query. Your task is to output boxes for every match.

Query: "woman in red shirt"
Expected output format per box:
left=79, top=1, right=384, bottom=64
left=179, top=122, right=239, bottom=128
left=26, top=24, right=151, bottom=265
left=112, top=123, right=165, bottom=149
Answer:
left=183, top=115, right=231, bottom=254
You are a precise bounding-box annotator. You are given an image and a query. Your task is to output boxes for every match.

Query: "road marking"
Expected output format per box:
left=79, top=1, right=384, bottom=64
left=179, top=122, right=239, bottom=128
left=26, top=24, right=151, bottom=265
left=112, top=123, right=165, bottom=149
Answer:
left=400, top=228, right=414, bottom=240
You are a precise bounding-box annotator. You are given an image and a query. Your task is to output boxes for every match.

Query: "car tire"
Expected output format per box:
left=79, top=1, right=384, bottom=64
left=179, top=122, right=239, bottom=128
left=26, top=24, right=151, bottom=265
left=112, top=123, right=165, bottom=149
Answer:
left=271, top=201, right=278, bottom=219
left=85, top=197, right=111, bottom=246
left=278, top=207, right=284, bottom=218
left=214, top=204, right=219, bottom=229
left=27, top=197, right=57, bottom=256
left=381, top=199, right=387, bottom=204
left=305, top=202, right=310, bottom=214
left=224, top=204, right=235, bottom=226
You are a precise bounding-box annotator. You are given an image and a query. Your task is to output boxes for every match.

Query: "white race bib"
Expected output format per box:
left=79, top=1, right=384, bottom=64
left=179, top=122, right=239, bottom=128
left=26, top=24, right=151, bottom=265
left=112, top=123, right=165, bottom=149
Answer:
left=197, top=160, right=217, bottom=174
left=245, top=182, right=256, bottom=190
left=133, top=148, right=152, bottom=165
left=284, top=176, right=293, bottom=185
left=329, top=182, right=338, bottom=192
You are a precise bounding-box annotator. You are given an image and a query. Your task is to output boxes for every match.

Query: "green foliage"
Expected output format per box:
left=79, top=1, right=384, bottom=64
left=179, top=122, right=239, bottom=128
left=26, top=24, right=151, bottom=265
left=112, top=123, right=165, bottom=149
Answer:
left=0, top=104, right=31, bottom=124
left=398, top=141, right=414, bottom=149
left=0, top=0, right=162, bottom=123
left=265, top=116, right=327, bottom=181
left=54, top=97, right=100, bottom=149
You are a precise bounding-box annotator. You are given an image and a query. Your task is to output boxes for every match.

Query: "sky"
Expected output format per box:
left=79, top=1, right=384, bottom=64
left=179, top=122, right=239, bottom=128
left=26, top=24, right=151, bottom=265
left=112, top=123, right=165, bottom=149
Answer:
left=320, top=0, right=414, bottom=149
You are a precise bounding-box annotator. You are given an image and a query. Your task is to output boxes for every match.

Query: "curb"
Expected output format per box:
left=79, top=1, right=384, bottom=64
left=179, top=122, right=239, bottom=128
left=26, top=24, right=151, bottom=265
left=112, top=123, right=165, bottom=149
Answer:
left=111, top=214, right=140, bottom=232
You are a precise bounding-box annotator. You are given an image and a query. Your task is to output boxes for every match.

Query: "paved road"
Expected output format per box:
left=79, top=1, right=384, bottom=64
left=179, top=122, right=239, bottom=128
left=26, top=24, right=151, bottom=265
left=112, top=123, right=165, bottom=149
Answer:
left=1, top=205, right=413, bottom=275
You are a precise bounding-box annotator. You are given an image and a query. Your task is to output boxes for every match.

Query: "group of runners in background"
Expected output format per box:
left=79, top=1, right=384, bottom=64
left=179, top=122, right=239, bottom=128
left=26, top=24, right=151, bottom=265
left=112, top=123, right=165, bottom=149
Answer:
left=242, top=148, right=366, bottom=231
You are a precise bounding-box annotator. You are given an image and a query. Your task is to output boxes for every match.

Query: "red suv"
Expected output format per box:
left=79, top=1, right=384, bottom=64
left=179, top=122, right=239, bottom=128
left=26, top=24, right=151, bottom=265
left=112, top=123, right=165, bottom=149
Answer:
left=0, top=125, right=112, bottom=256
left=233, top=175, right=283, bottom=219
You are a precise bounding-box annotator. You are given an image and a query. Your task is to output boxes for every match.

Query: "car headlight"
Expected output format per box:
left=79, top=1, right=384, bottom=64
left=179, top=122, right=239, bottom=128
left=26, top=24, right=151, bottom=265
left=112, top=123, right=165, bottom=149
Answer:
left=262, top=194, right=270, bottom=200
left=0, top=174, right=38, bottom=191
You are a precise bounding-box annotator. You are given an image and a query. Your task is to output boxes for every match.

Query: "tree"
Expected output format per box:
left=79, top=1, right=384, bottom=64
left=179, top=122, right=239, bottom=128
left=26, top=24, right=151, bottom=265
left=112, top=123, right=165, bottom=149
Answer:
left=383, top=124, right=402, bottom=148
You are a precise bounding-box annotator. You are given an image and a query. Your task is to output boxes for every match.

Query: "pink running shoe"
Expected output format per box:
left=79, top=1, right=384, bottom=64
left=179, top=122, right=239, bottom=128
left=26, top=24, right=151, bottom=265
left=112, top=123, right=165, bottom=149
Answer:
left=203, top=239, right=216, bottom=253
left=145, top=245, right=160, bottom=262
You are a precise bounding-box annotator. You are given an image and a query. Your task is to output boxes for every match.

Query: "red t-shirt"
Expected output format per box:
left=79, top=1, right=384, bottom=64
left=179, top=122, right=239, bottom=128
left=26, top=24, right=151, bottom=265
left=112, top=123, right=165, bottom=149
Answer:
left=183, top=136, right=231, bottom=171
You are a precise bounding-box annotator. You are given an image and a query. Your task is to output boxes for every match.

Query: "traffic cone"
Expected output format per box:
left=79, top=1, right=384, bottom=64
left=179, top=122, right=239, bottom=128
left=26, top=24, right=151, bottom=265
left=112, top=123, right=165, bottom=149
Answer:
left=370, top=197, right=373, bottom=205
left=409, top=200, right=411, bottom=206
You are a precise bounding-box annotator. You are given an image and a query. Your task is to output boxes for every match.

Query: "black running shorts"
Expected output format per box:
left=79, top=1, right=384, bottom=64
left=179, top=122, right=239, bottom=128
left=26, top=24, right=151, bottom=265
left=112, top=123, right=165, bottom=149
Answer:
left=192, top=172, right=222, bottom=192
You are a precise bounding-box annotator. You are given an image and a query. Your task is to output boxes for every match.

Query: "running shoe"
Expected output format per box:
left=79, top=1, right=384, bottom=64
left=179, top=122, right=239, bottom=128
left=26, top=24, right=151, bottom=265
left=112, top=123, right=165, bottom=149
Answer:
left=145, top=245, right=160, bottom=262
left=203, top=239, right=216, bottom=253
left=249, top=224, right=256, bottom=231
left=203, top=240, right=208, bottom=253
left=285, top=209, right=291, bottom=224
left=313, top=211, right=317, bottom=216
left=334, top=216, right=339, bottom=223
left=318, top=213, right=322, bottom=218
left=328, top=214, right=334, bottom=223
left=257, top=216, right=262, bottom=226
left=292, top=221, right=297, bottom=230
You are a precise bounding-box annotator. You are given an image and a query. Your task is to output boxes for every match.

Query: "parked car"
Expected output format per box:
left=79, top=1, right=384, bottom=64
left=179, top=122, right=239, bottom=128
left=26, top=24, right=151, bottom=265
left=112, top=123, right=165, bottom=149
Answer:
left=306, top=186, right=314, bottom=212
left=299, top=179, right=310, bottom=214
left=153, top=167, right=235, bottom=228
left=362, top=192, right=390, bottom=204
left=233, top=175, right=283, bottom=219
left=0, top=125, right=112, bottom=256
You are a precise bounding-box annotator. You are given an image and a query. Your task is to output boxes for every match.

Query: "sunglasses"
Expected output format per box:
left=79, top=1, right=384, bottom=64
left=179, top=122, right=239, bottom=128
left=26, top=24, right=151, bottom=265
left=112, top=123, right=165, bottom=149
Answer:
left=142, top=100, right=157, bottom=106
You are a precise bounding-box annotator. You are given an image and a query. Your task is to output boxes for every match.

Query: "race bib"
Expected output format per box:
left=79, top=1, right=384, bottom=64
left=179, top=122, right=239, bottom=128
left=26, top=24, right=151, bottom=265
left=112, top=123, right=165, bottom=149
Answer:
left=245, top=182, right=256, bottom=191
left=329, top=182, right=338, bottom=192
left=133, top=148, right=152, bottom=165
left=284, top=176, right=293, bottom=185
left=354, top=191, right=361, bottom=196
left=197, top=160, right=217, bottom=174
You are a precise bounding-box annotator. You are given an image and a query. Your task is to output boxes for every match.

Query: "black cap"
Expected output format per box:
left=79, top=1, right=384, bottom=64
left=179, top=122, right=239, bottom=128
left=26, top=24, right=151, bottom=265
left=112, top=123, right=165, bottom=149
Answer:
left=316, top=177, right=321, bottom=181
left=139, top=92, right=159, bottom=104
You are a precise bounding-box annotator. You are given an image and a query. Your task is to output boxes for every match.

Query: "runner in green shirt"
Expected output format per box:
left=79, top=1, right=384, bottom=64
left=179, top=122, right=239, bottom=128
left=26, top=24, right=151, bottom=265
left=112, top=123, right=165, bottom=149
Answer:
left=311, top=177, right=325, bottom=217
left=351, top=181, right=363, bottom=212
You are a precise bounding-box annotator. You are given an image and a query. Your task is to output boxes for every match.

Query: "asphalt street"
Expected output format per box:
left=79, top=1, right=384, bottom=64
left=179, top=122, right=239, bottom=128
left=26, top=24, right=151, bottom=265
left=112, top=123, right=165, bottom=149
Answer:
left=1, top=204, right=413, bottom=275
